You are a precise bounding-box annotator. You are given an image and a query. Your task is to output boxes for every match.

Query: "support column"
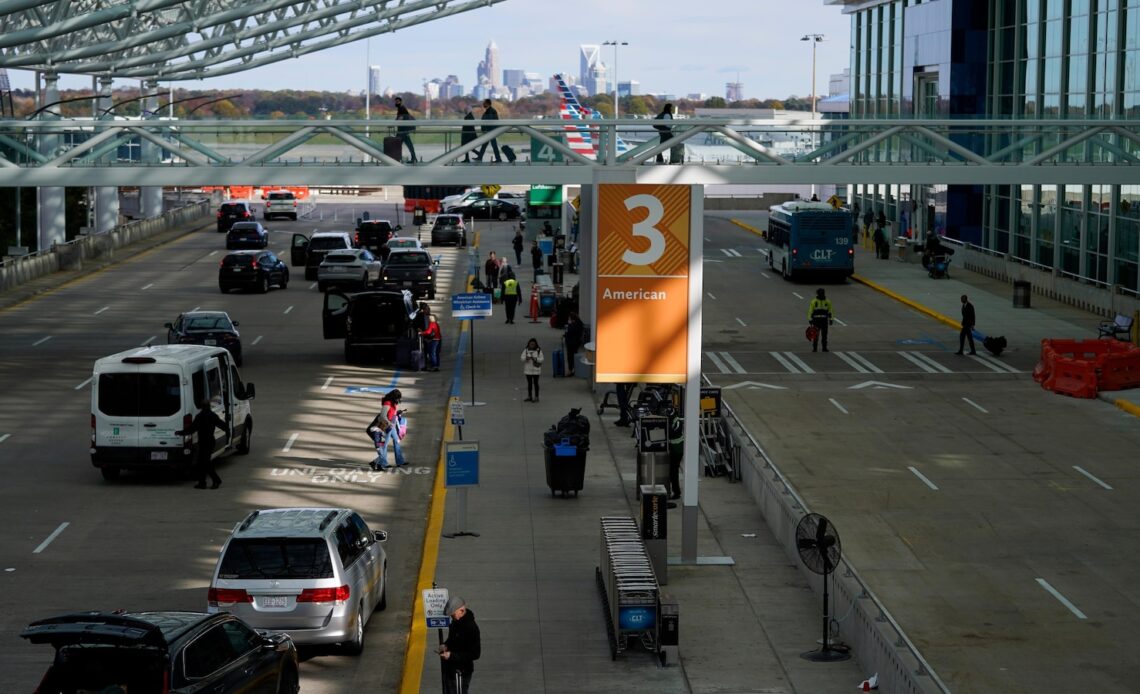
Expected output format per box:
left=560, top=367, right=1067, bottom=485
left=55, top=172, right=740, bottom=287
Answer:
left=37, top=72, right=66, bottom=251
left=140, top=80, right=164, bottom=218
left=95, top=76, right=119, bottom=233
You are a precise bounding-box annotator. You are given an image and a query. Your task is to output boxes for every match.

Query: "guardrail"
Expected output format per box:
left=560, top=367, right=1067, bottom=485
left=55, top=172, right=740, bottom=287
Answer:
left=700, top=376, right=951, bottom=694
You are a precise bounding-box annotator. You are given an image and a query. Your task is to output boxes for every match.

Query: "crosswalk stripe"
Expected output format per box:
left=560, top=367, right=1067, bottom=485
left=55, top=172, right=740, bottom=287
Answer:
left=970, top=353, right=1020, bottom=373
left=847, top=351, right=884, bottom=373
left=910, top=351, right=953, bottom=373
left=719, top=352, right=747, bottom=374
left=706, top=351, right=730, bottom=373
left=770, top=351, right=800, bottom=374
left=834, top=351, right=870, bottom=373
left=720, top=248, right=743, bottom=257
left=782, top=351, right=815, bottom=374
left=899, top=351, right=939, bottom=373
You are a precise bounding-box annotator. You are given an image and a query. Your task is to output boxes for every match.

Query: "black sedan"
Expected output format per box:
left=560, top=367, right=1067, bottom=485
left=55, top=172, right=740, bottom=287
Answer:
left=218, top=250, right=289, bottom=295
left=226, top=221, right=269, bottom=249
left=21, top=611, right=299, bottom=694
left=166, top=310, right=243, bottom=365
left=447, top=198, right=521, bottom=221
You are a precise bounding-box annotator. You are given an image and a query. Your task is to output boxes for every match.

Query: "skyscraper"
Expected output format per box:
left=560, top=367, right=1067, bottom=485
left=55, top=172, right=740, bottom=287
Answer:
left=477, top=41, right=501, bottom=90
left=368, top=66, right=381, bottom=98
left=725, top=82, right=744, bottom=102
left=579, top=44, right=601, bottom=94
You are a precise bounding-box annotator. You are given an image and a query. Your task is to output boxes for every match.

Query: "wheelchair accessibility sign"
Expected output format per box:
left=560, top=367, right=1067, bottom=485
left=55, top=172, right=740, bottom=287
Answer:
left=445, top=441, right=479, bottom=487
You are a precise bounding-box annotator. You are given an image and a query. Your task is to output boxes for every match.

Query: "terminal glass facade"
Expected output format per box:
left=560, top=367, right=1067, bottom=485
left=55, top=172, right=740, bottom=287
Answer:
left=836, top=0, right=1140, bottom=294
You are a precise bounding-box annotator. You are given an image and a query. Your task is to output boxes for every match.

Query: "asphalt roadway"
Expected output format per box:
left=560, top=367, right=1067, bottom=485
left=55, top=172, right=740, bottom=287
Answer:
left=3, top=199, right=1139, bottom=693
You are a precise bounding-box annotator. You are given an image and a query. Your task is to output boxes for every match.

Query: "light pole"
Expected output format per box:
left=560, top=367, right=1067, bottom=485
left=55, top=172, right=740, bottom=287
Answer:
left=801, top=34, right=824, bottom=199
left=602, top=40, right=628, bottom=118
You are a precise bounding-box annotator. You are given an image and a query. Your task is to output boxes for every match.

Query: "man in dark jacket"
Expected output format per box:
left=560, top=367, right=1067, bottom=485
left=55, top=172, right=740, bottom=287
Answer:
left=439, top=596, right=480, bottom=694
left=460, top=108, right=477, bottom=162
left=176, top=399, right=227, bottom=489
left=654, top=103, right=674, bottom=163
left=475, top=99, right=502, bottom=163
left=530, top=240, right=543, bottom=282
left=563, top=311, right=584, bottom=377
left=956, top=294, right=977, bottom=355
left=393, top=97, right=417, bottom=163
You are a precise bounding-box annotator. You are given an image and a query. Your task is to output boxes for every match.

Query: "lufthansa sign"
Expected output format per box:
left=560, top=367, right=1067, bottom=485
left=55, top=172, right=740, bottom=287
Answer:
left=595, top=185, right=695, bottom=383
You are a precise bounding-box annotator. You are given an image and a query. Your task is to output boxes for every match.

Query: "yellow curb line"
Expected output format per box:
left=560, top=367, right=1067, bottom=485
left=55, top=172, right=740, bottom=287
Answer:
left=729, top=218, right=764, bottom=237
left=851, top=273, right=963, bottom=331
left=399, top=274, right=474, bottom=694
left=1113, top=399, right=1140, bottom=419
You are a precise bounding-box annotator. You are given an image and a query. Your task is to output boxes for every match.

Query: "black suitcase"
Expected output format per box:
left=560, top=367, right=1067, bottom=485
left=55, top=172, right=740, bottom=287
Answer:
left=501, top=144, right=517, bottom=163
left=383, top=136, right=403, bottom=161
left=395, top=336, right=417, bottom=369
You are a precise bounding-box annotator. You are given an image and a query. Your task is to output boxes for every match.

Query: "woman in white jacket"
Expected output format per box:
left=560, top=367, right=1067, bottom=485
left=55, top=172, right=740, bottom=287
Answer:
left=521, top=338, right=544, bottom=402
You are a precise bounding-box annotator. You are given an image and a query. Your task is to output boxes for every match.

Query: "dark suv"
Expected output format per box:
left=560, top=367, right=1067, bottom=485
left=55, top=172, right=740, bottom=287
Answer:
left=219, top=250, right=290, bottom=294
left=380, top=248, right=438, bottom=300
left=356, top=219, right=399, bottom=257
left=323, top=289, right=419, bottom=362
left=20, top=611, right=299, bottom=694
left=216, top=201, right=255, bottom=233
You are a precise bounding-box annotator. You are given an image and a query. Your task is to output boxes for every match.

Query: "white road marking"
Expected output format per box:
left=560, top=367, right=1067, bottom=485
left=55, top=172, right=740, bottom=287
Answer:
left=770, top=351, right=799, bottom=374
left=722, top=381, right=787, bottom=390
left=252, top=335, right=264, bottom=346
left=792, top=292, right=804, bottom=300
left=707, top=292, right=717, bottom=300
left=283, top=305, right=294, bottom=315
left=757, top=247, right=770, bottom=258
left=828, top=398, right=849, bottom=414
left=192, top=306, right=201, bottom=312
left=141, top=283, right=154, bottom=290
left=706, top=352, right=730, bottom=373
left=704, top=236, right=710, bottom=242
left=0, top=434, right=9, bottom=444
left=735, top=317, right=747, bottom=327
left=908, top=466, right=940, bottom=491
left=283, top=433, right=300, bottom=452
left=719, top=352, right=747, bottom=374
left=847, top=352, right=883, bottom=373
left=208, top=250, right=219, bottom=257
left=834, top=352, right=870, bottom=373
left=962, top=397, right=989, bottom=413
left=32, top=336, right=52, bottom=346
left=94, top=306, right=110, bottom=315
left=74, top=377, right=93, bottom=390
left=1036, top=578, right=1087, bottom=620
left=309, top=282, right=317, bottom=290
left=321, top=376, right=334, bottom=391
left=849, top=381, right=913, bottom=390
left=1072, top=466, right=1113, bottom=490
left=833, top=317, right=848, bottom=327
left=721, top=248, right=743, bottom=257
left=141, top=335, right=156, bottom=346
left=33, top=522, right=70, bottom=554
left=900, top=351, right=952, bottom=374
left=782, top=352, right=814, bottom=374
left=970, top=353, right=1021, bottom=373
left=760, top=272, right=771, bottom=279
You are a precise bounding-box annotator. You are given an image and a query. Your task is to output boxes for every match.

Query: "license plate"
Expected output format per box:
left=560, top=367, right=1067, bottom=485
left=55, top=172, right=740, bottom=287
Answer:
left=205, top=339, right=217, bottom=345
left=232, top=268, right=243, bottom=272
left=151, top=451, right=168, bottom=461
left=403, top=281, right=412, bottom=286
left=262, top=596, right=288, bottom=608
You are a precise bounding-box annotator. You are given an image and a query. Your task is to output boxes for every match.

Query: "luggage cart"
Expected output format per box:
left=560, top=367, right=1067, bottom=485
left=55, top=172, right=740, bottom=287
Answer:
left=596, top=517, right=661, bottom=661
left=698, top=411, right=739, bottom=480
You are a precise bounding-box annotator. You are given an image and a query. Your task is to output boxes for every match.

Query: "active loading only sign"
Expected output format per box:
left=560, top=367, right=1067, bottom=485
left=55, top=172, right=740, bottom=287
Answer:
left=423, top=587, right=451, bottom=629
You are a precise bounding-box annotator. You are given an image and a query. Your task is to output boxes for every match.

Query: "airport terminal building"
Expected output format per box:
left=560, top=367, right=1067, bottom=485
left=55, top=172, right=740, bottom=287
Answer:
left=827, top=0, right=1140, bottom=296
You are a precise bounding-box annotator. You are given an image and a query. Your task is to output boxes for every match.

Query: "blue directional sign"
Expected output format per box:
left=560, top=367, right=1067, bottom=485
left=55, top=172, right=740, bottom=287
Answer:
left=451, top=292, right=492, bottom=319
left=427, top=616, right=451, bottom=628
left=343, top=385, right=389, bottom=394
left=445, top=441, right=479, bottom=487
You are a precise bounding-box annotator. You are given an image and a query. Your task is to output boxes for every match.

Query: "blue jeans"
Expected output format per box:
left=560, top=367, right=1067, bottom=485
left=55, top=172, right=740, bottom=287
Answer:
left=426, top=339, right=441, bottom=369
left=379, top=425, right=406, bottom=467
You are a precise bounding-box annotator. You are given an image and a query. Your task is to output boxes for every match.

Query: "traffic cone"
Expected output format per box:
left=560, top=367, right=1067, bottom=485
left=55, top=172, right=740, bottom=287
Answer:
left=528, top=289, right=540, bottom=323
left=859, top=673, right=879, bottom=690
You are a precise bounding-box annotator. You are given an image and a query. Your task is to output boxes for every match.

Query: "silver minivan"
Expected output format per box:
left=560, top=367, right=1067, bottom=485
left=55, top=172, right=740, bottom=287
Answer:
left=207, top=508, right=388, bottom=654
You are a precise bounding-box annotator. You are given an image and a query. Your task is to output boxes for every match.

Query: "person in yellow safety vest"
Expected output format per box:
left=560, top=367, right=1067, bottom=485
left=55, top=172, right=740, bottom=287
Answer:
left=666, top=408, right=684, bottom=500
left=807, top=288, right=835, bottom=353
left=501, top=271, right=521, bottom=324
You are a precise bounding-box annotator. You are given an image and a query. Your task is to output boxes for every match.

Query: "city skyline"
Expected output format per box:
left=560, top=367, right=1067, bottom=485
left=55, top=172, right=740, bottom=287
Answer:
left=1, top=0, right=850, bottom=101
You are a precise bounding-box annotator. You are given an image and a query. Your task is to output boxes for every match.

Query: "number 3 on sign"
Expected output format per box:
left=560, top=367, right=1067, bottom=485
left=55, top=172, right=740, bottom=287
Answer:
left=622, top=194, right=666, bottom=266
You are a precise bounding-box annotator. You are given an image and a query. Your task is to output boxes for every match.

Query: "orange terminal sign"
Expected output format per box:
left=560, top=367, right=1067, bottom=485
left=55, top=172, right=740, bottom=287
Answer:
left=595, top=184, right=693, bottom=383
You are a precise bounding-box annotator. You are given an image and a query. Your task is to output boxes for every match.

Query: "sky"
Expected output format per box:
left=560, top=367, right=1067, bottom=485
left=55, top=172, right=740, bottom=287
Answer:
left=5, top=0, right=853, bottom=101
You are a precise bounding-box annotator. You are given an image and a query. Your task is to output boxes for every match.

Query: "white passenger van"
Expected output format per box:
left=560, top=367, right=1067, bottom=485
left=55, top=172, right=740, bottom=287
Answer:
left=90, top=345, right=255, bottom=481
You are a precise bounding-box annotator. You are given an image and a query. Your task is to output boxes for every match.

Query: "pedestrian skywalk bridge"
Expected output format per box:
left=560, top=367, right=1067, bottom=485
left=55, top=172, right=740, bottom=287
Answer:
left=703, top=349, right=1022, bottom=379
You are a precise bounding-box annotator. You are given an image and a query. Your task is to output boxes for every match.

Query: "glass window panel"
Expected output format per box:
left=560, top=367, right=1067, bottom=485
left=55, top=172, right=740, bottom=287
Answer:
left=1044, top=57, right=1063, bottom=91
left=1046, top=0, right=1065, bottom=21
left=1027, top=0, right=1040, bottom=24
left=1045, top=19, right=1063, bottom=55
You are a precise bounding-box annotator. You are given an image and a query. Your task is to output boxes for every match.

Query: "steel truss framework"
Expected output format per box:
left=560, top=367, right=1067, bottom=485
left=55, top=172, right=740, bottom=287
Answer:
left=1, top=118, right=1139, bottom=187
left=0, top=0, right=507, bottom=81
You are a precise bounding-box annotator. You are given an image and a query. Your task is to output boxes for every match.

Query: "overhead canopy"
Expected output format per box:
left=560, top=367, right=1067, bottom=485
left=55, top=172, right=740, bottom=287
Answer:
left=0, top=0, right=508, bottom=81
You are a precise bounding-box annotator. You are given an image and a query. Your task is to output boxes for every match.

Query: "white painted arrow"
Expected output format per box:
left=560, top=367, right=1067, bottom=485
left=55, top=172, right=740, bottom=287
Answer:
left=849, top=381, right=913, bottom=390
left=722, top=381, right=788, bottom=390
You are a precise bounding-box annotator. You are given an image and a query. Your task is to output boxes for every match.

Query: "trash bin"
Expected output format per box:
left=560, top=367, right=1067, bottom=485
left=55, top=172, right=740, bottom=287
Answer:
left=412, top=207, right=426, bottom=226
left=544, top=441, right=587, bottom=498
left=1013, top=280, right=1031, bottom=308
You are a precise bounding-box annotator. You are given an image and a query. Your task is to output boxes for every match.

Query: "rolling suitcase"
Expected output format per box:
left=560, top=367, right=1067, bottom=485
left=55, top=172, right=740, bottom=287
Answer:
left=501, top=144, right=517, bottom=163
left=409, top=348, right=425, bottom=372
left=395, top=336, right=416, bottom=370
left=552, top=349, right=566, bottom=378
left=383, top=136, right=403, bottom=161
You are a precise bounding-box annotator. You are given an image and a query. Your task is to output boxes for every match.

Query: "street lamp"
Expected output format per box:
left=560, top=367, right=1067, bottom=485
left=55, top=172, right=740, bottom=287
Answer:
left=602, top=40, right=628, bottom=118
left=801, top=33, right=824, bottom=199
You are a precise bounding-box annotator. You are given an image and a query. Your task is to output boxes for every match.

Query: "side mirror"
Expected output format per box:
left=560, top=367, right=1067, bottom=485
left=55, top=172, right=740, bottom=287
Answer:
left=243, top=383, right=256, bottom=399
left=395, top=225, right=403, bottom=231
left=163, top=322, right=173, bottom=329
left=232, top=320, right=240, bottom=327
left=374, top=530, right=388, bottom=542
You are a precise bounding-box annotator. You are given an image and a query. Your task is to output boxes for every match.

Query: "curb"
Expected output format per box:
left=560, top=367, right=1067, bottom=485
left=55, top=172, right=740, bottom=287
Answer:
left=729, top=218, right=764, bottom=237
left=851, top=273, right=963, bottom=331
left=1111, top=398, right=1140, bottom=419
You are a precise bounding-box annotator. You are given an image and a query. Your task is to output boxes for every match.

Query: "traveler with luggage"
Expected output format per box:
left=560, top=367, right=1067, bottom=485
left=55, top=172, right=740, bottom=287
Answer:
left=421, top=315, right=442, bottom=371
left=372, top=389, right=407, bottom=469
left=475, top=99, right=502, bottom=163
left=521, top=338, right=544, bottom=402
left=438, top=596, right=480, bottom=694
left=955, top=294, right=977, bottom=355
left=460, top=108, right=477, bottom=163
left=393, top=97, right=417, bottom=163
left=654, top=103, right=674, bottom=164
left=562, top=312, right=584, bottom=377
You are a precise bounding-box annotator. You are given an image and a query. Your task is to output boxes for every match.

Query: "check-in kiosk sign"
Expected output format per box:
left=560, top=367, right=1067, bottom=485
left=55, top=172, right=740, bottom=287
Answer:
left=596, top=185, right=692, bottom=383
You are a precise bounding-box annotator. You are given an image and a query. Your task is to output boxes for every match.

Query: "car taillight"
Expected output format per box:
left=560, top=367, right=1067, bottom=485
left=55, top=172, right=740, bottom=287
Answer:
left=792, top=248, right=798, bottom=256
left=182, top=413, right=193, bottom=436
left=251, top=261, right=259, bottom=269
left=242, top=211, right=251, bottom=219
left=354, top=232, right=360, bottom=246
left=848, top=247, right=854, bottom=256
left=219, top=259, right=226, bottom=268
left=207, top=587, right=253, bottom=606
left=90, top=414, right=96, bottom=442
left=216, top=211, right=223, bottom=219
left=297, top=585, right=350, bottom=604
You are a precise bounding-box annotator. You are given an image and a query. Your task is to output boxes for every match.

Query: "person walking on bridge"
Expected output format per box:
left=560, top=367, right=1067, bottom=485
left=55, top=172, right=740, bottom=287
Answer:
left=807, top=288, right=834, bottom=352
left=475, top=98, right=502, bottom=163
left=393, top=97, right=417, bottom=163
left=654, top=103, right=674, bottom=164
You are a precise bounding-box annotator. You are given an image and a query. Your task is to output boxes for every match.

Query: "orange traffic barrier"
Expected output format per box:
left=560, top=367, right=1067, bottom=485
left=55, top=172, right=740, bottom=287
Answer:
left=1097, top=347, right=1140, bottom=391
left=1044, top=356, right=1099, bottom=398
left=1036, top=338, right=1140, bottom=397
left=528, top=287, right=541, bottom=324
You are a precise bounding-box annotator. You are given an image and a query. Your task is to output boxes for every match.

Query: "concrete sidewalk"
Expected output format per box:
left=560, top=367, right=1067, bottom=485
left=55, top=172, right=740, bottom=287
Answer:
left=420, top=224, right=869, bottom=693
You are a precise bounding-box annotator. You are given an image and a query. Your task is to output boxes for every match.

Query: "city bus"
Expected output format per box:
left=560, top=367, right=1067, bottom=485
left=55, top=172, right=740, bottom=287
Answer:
left=765, top=201, right=855, bottom=281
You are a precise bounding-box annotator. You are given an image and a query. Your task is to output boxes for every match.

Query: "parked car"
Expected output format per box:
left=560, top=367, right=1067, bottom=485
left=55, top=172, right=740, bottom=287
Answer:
left=380, top=248, right=437, bottom=299
left=386, top=236, right=423, bottom=252
left=226, top=221, right=269, bottom=250
left=208, top=507, right=389, bottom=654
left=448, top=198, right=521, bottom=221
left=20, top=610, right=298, bottom=693
left=430, top=214, right=467, bottom=247
left=318, top=248, right=383, bottom=292
left=497, top=191, right=525, bottom=200
left=216, top=201, right=255, bottom=233
left=291, top=231, right=355, bottom=281
left=440, top=188, right=488, bottom=209
left=219, top=250, right=290, bottom=294
left=165, top=311, right=243, bottom=366
left=263, top=190, right=298, bottom=221
left=323, top=289, right=419, bottom=362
